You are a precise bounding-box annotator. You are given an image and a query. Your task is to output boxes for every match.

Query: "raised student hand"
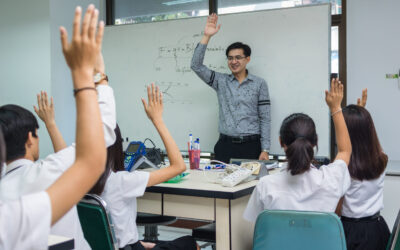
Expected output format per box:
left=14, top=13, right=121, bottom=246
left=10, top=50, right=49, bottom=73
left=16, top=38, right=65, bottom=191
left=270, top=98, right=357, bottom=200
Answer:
left=357, top=88, right=367, bottom=107
left=204, top=13, right=221, bottom=37
left=142, top=83, right=164, bottom=123
left=59, top=5, right=104, bottom=88
left=33, top=91, right=55, bottom=125
left=325, top=78, right=344, bottom=112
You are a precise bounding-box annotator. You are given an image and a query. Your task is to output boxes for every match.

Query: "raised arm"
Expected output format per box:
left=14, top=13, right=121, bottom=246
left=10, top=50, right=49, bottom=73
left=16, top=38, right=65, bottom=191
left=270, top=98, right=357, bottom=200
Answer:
left=34, top=91, right=67, bottom=152
left=325, top=78, right=352, bottom=165
left=46, top=5, right=106, bottom=225
left=357, top=88, right=367, bottom=107
left=200, top=13, right=221, bottom=45
left=141, top=84, right=186, bottom=187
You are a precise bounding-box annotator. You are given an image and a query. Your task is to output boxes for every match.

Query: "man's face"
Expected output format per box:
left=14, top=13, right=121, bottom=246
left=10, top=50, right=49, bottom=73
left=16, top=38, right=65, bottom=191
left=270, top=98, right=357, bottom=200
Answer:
left=227, top=48, right=250, bottom=74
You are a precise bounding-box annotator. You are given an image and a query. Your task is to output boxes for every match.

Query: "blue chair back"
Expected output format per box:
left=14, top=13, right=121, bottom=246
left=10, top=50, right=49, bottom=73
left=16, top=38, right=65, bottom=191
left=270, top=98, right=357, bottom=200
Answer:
left=253, top=210, right=346, bottom=250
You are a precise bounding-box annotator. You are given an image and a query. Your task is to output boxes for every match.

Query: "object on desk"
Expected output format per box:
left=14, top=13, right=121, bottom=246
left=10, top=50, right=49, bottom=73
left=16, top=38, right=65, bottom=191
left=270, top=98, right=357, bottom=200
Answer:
left=189, top=149, right=201, bottom=169
left=164, top=172, right=189, bottom=183
left=131, top=155, right=159, bottom=171
left=124, top=141, right=146, bottom=171
left=143, top=138, right=164, bottom=166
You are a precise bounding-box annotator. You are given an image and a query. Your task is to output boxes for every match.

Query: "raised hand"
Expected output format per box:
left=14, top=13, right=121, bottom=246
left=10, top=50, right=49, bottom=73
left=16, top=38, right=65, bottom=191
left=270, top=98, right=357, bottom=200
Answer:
left=325, top=78, right=343, bottom=113
left=141, top=83, right=163, bottom=123
left=357, top=88, right=367, bottom=107
left=34, top=91, right=55, bottom=125
left=204, top=13, right=221, bottom=37
left=59, top=4, right=104, bottom=89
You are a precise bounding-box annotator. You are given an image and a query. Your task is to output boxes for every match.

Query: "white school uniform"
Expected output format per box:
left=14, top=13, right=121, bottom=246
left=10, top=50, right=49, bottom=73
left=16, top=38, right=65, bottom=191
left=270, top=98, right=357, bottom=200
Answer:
left=341, top=172, right=385, bottom=218
left=243, top=159, right=351, bottom=223
left=0, top=85, right=116, bottom=250
left=0, top=192, right=51, bottom=250
left=100, top=170, right=150, bottom=248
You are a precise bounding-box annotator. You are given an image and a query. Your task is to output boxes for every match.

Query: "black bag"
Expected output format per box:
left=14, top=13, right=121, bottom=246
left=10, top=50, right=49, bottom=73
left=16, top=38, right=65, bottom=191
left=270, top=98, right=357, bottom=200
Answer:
left=144, top=138, right=163, bottom=166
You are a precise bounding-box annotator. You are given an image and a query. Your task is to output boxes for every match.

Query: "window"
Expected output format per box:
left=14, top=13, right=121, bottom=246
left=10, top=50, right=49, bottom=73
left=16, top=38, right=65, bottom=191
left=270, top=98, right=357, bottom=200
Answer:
left=110, top=0, right=209, bottom=25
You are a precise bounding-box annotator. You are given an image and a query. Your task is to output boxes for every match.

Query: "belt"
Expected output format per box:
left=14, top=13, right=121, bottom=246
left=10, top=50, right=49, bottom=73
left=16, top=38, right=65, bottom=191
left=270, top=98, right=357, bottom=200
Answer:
left=219, top=133, right=260, bottom=144
left=341, top=212, right=381, bottom=222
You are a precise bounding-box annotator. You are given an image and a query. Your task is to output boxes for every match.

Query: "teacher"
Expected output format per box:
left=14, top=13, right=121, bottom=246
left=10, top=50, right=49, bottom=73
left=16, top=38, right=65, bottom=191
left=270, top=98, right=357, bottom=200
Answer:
left=190, top=14, right=271, bottom=163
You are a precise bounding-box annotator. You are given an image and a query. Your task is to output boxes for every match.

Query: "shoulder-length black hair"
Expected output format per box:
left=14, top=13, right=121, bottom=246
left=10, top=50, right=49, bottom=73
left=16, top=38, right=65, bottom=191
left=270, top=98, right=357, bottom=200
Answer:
left=342, top=105, right=387, bottom=180
left=89, top=124, right=126, bottom=195
left=280, top=113, right=318, bottom=175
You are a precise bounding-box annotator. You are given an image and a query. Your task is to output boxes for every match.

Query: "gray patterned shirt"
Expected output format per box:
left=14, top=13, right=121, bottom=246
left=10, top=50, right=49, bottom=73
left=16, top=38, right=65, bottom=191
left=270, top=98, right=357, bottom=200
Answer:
left=191, top=43, right=271, bottom=150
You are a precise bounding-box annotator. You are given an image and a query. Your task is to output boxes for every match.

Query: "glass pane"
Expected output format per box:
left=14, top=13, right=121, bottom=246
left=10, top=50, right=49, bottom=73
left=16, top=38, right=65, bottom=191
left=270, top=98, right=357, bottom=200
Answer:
left=218, top=0, right=341, bottom=15
left=331, top=26, right=339, bottom=74
left=113, top=0, right=209, bottom=25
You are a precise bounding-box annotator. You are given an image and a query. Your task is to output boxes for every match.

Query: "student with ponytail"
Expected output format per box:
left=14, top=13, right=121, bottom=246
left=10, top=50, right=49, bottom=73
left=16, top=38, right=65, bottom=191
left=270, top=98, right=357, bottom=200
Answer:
left=339, top=89, right=390, bottom=250
left=243, top=78, right=352, bottom=222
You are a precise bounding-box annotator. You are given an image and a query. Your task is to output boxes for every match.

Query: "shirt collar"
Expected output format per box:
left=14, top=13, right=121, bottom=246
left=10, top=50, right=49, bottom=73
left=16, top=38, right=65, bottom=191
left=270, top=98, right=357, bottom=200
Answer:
left=6, top=159, right=34, bottom=173
left=229, top=70, right=255, bottom=83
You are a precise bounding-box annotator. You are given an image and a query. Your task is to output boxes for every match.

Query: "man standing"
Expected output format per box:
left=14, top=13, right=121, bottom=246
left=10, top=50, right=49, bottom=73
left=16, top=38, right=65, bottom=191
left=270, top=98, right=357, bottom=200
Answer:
left=191, top=14, right=271, bottom=163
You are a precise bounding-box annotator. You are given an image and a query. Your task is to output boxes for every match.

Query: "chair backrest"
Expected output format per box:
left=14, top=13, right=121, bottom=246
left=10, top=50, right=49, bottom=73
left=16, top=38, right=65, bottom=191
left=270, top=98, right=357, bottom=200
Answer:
left=77, top=194, right=118, bottom=250
left=387, top=209, right=400, bottom=250
left=253, top=210, right=347, bottom=250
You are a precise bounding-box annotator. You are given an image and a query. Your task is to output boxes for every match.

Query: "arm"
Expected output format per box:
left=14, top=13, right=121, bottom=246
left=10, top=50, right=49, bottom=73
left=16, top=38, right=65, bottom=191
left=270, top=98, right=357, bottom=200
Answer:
left=46, top=5, right=106, bottom=225
left=190, top=14, right=221, bottom=90
left=34, top=91, right=67, bottom=152
left=325, top=78, right=352, bottom=165
left=357, top=88, right=367, bottom=107
left=141, top=84, right=186, bottom=187
left=258, top=81, right=271, bottom=160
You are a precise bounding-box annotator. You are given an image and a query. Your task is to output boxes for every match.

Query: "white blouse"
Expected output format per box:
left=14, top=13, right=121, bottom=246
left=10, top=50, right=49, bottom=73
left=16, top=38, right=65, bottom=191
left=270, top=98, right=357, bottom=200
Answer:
left=244, top=159, right=351, bottom=222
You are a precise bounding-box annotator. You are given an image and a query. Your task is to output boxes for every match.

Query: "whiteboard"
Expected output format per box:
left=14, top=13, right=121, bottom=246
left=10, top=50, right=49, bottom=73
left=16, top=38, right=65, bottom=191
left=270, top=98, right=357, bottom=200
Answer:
left=103, top=4, right=331, bottom=156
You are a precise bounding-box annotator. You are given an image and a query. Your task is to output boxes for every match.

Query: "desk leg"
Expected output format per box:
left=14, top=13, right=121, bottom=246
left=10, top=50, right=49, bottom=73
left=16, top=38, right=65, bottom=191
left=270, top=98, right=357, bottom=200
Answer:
left=230, top=195, right=253, bottom=250
left=216, top=199, right=231, bottom=250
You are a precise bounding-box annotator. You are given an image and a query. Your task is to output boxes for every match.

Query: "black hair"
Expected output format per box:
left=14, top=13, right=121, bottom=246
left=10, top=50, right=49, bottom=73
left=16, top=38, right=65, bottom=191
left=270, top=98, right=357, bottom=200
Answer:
left=225, top=42, right=251, bottom=57
left=280, top=113, right=318, bottom=175
left=89, top=124, right=126, bottom=195
left=342, top=105, right=387, bottom=180
left=0, top=105, right=39, bottom=162
left=0, top=129, right=5, bottom=176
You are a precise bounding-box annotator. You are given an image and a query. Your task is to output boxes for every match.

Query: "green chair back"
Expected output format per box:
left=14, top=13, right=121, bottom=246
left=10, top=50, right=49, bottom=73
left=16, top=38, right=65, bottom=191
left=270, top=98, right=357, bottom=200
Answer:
left=253, top=210, right=347, bottom=250
left=387, top=209, right=400, bottom=250
left=77, top=194, right=118, bottom=250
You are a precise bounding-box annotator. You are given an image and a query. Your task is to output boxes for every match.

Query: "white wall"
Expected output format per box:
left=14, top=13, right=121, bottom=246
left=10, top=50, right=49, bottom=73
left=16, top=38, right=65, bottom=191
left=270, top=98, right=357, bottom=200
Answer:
left=348, top=0, right=400, bottom=230
left=50, top=0, right=105, bottom=146
left=0, top=0, right=52, bottom=157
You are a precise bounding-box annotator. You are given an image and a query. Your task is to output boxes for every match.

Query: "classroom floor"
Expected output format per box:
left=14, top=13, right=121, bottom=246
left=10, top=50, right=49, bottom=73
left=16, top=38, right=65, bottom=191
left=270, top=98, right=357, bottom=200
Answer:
left=137, top=226, right=213, bottom=250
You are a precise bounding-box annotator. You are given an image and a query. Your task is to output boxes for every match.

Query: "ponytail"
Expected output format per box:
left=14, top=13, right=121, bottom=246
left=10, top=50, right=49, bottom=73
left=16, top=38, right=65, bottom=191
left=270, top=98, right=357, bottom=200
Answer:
left=280, top=113, right=318, bottom=176
left=286, top=137, right=314, bottom=175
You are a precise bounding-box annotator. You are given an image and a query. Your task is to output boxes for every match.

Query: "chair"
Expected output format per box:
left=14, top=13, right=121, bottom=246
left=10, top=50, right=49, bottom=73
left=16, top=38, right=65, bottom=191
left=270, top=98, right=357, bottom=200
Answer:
left=136, top=213, right=177, bottom=242
left=192, top=222, right=216, bottom=250
left=77, top=194, right=119, bottom=250
left=253, top=210, right=347, bottom=250
left=387, top=209, right=400, bottom=250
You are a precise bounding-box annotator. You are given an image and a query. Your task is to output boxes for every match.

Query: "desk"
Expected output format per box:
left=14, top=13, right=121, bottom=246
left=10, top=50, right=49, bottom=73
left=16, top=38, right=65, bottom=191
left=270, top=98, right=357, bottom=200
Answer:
left=137, top=169, right=259, bottom=250
left=48, top=235, right=74, bottom=250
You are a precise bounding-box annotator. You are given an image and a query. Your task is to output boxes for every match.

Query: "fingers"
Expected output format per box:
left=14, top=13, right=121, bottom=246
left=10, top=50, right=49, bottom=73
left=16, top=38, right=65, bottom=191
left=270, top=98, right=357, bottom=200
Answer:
left=88, top=8, right=99, bottom=41
left=151, top=83, right=156, bottom=104
left=72, top=6, right=82, bottom=41
left=81, top=4, right=94, bottom=38
left=155, top=86, right=159, bottom=104
left=216, top=24, right=221, bottom=32
left=147, top=85, right=152, bottom=104
left=44, top=92, right=49, bottom=107
left=141, top=98, right=148, bottom=110
left=50, top=97, right=54, bottom=108
left=159, top=91, right=163, bottom=105
left=60, top=27, right=69, bottom=52
left=33, top=105, right=39, bottom=115
left=96, top=21, right=105, bottom=50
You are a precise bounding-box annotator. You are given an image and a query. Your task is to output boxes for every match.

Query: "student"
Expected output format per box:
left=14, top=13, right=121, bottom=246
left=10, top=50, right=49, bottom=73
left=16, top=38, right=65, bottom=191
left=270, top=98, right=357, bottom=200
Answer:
left=339, top=89, right=390, bottom=250
left=243, top=78, right=352, bottom=222
left=0, top=5, right=107, bottom=249
left=191, top=14, right=271, bottom=163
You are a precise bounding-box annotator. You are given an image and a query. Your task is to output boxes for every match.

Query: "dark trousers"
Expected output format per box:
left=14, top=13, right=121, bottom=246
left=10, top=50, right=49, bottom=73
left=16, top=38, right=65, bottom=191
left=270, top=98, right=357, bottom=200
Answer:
left=214, top=136, right=261, bottom=163
left=120, top=236, right=197, bottom=250
left=341, top=215, right=390, bottom=250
